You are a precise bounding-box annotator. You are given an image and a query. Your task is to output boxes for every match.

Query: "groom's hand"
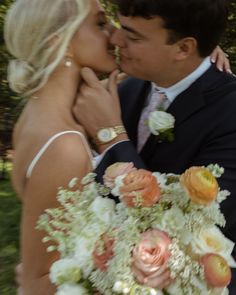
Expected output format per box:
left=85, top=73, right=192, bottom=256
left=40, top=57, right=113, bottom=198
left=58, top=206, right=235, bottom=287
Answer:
left=73, top=68, right=128, bottom=152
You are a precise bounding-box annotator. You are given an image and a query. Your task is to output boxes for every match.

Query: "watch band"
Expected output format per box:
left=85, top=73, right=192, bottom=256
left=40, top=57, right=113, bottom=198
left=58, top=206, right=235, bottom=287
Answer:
left=93, top=125, right=127, bottom=145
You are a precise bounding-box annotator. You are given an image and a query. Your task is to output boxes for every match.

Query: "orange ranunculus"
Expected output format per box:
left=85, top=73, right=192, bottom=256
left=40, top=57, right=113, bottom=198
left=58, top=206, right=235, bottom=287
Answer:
left=93, top=233, right=114, bottom=272
left=119, top=169, right=161, bottom=207
left=103, top=162, right=137, bottom=189
left=180, top=167, right=218, bottom=205
left=201, top=253, right=231, bottom=287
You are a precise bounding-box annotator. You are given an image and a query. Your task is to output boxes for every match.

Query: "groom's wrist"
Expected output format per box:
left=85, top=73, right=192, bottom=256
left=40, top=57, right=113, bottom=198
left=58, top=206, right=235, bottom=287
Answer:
left=94, top=133, right=129, bottom=154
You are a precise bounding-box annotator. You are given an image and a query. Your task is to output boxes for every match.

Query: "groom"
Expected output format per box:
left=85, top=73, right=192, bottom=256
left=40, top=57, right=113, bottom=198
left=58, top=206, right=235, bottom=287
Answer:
left=74, top=0, right=236, bottom=292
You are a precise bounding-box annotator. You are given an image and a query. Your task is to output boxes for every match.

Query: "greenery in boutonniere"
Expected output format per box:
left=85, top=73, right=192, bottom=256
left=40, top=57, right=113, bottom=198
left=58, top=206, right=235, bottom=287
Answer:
left=148, top=110, right=175, bottom=142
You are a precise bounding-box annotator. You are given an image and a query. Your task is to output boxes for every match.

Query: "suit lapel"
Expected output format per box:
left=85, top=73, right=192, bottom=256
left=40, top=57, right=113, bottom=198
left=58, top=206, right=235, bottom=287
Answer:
left=140, top=65, right=222, bottom=155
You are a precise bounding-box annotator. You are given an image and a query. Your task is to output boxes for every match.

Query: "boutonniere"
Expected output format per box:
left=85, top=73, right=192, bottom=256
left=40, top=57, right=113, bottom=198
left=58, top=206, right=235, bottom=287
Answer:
left=148, top=110, right=175, bottom=142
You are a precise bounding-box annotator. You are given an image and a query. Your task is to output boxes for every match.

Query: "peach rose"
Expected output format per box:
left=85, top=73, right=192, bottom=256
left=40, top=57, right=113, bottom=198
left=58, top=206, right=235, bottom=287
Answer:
left=180, top=167, right=218, bottom=205
left=103, top=162, right=137, bottom=189
left=93, top=233, right=114, bottom=272
left=132, top=229, right=172, bottom=289
left=119, top=169, right=161, bottom=207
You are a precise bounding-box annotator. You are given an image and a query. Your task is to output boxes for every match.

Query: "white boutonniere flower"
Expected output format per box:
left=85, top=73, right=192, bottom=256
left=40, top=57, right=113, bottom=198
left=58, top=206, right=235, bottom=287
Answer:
left=148, top=110, right=175, bottom=142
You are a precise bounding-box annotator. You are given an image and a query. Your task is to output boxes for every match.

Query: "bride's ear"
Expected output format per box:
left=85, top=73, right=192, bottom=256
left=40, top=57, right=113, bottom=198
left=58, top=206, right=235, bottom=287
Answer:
left=175, top=37, right=198, bottom=60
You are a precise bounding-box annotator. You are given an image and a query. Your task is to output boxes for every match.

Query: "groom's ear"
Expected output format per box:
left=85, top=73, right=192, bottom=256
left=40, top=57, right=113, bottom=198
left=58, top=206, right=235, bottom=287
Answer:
left=174, top=37, right=198, bottom=61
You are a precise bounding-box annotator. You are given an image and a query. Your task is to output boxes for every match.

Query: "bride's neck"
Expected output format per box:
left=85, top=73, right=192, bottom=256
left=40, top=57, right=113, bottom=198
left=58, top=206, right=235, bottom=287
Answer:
left=32, top=64, right=81, bottom=110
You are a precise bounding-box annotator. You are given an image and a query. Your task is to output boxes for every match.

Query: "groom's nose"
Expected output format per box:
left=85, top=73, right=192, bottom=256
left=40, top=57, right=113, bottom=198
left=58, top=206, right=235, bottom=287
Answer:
left=110, top=28, right=126, bottom=48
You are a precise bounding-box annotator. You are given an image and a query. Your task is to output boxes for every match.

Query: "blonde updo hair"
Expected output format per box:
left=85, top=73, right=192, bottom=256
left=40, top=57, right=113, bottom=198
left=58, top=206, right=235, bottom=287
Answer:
left=4, top=0, right=90, bottom=96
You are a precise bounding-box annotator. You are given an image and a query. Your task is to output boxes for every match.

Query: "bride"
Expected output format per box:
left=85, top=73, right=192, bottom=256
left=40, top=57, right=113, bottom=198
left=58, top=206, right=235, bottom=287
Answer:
left=4, top=0, right=118, bottom=293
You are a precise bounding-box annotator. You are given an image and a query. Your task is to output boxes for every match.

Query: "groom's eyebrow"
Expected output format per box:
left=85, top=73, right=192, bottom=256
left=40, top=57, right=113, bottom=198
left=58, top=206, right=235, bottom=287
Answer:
left=121, top=25, right=146, bottom=38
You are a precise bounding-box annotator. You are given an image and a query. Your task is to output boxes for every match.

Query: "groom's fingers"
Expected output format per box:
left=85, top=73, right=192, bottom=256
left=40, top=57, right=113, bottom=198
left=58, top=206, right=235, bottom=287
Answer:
left=80, top=67, right=100, bottom=87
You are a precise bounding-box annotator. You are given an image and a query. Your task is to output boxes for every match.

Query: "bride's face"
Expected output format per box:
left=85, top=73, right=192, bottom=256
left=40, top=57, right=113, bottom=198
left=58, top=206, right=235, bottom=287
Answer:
left=70, top=0, right=118, bottom=73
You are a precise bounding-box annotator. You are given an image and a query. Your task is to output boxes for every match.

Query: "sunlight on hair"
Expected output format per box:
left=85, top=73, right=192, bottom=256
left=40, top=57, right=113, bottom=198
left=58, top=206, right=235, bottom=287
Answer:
left=4, top=0, right=90, bottom=96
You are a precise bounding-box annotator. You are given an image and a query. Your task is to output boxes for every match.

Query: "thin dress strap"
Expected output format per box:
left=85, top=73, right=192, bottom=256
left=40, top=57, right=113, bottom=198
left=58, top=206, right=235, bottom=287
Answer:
left=26, top=131, right=93, bottom=178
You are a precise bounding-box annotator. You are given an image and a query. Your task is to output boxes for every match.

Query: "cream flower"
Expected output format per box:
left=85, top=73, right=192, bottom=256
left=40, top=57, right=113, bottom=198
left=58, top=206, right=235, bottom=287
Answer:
left=50, top=258, right=81, bottom=285
left=158, top=206, right=185, bottom=236
left=148, top=110, right=175, bottom=136
left=191, top=226, right=236, bottom=267
left=56, top=283, right=89, bottom=295
left=89, top=196, right=115, bottom=225
left=74, top=235, right=97, bottom=277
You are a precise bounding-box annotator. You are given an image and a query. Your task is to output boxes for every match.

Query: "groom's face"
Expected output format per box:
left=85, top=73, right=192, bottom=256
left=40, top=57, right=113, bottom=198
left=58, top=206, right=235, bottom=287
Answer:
left=111, top=15, right=180, bottom=86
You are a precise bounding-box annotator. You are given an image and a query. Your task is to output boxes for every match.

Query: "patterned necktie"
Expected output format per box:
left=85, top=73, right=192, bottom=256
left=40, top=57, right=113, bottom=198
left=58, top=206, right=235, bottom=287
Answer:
left=137, top=91, right=166, bottom=152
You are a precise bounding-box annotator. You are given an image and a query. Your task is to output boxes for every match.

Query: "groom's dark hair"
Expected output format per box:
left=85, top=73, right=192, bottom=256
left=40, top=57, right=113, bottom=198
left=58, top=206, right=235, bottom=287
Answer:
left=112, top=0, right=228, bottom=57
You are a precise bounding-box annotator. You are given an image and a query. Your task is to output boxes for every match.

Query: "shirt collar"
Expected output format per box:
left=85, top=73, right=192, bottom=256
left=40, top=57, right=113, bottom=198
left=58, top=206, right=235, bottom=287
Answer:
left=152, top=57, right=211, bottom=104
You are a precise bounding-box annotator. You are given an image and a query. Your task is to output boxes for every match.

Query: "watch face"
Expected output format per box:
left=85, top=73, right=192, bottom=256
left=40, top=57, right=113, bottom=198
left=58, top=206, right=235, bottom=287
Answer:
left=97, top=128, right=116, bottom=143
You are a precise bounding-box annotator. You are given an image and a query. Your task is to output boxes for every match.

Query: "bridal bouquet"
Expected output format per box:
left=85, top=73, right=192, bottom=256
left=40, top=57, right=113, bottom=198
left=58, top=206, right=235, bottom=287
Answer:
left=37, top=163, right=236, bottom=295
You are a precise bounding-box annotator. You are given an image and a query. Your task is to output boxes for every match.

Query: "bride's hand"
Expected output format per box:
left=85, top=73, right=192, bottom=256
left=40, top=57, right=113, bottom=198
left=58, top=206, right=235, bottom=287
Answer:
left=210, top=46, right=232, bottom=74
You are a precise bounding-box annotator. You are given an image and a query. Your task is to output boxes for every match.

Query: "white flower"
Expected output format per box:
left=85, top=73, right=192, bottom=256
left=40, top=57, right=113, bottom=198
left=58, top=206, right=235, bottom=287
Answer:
left=159, top=206, right=185, bottom=233
left=56, top=283, right=89, bottom=295
left=111, top=174, right=126, bottom=197
left=89, top=196, right=115, bottom=225
left=166, top=280, right=183, bottom=295
left=50, top=258, right=81, bottom=285
left=152, top=172, right=167, bottom=188
left=74, top=235, right=97, bottom=277
left=148, top=110, right=175, bottom=136
left=191, top=226, right=236, bottom=267
left=210, top=287, right=229, bottom=295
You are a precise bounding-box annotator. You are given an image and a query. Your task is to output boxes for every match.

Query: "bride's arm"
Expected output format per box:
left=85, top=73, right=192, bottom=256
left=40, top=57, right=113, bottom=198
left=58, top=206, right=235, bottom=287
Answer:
left=20, top=134, right=92, bottom=295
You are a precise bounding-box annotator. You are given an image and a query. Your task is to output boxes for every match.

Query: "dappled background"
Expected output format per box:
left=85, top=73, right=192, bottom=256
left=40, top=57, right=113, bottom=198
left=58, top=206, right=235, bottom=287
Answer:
left=0, top=0, right=236, bottom=294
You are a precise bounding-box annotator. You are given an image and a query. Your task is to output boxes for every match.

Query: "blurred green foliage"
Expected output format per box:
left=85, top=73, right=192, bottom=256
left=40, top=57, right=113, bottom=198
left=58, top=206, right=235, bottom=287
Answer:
left=0, top=163, right=21, bottom=295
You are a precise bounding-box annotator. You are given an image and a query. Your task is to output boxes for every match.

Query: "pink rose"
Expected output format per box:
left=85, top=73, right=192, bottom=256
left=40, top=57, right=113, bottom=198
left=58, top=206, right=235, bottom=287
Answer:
left=103, top=162, right=137, bottom=189
left=120, top=169, right=161, bottom=207
left=132, top=229, right=172, bottom=289
left=93, top=233, right=114, bottom=272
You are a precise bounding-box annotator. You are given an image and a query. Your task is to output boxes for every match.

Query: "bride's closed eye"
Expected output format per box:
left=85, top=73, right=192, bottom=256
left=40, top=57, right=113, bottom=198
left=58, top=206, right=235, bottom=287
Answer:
left=97, top=15, right=108, bottom=29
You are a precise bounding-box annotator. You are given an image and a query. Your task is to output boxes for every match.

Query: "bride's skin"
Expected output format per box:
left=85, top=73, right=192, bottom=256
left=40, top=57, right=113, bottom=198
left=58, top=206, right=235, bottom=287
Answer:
left=11, top=0, right=117, bottom=294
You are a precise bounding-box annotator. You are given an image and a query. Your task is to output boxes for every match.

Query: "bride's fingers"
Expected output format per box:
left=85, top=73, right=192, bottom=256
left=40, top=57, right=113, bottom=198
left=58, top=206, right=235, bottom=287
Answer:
left=210, top=46, right=232, bottom=74
left=80, top=67, right=100, bottom=87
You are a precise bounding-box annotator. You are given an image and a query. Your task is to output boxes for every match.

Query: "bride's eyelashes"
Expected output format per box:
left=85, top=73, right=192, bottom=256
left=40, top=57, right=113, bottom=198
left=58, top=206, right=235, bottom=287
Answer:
left=97, top=16, right=108, bottom=29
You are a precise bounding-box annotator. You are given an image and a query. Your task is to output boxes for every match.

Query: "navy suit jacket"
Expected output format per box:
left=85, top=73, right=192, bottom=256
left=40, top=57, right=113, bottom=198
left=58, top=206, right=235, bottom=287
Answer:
left=96, top=65, right=236, bottom=293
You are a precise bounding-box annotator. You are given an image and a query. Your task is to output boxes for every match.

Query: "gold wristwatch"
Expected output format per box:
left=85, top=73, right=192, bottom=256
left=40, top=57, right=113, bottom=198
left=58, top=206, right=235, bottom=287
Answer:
left=93, top=125, right=126, bottom=145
